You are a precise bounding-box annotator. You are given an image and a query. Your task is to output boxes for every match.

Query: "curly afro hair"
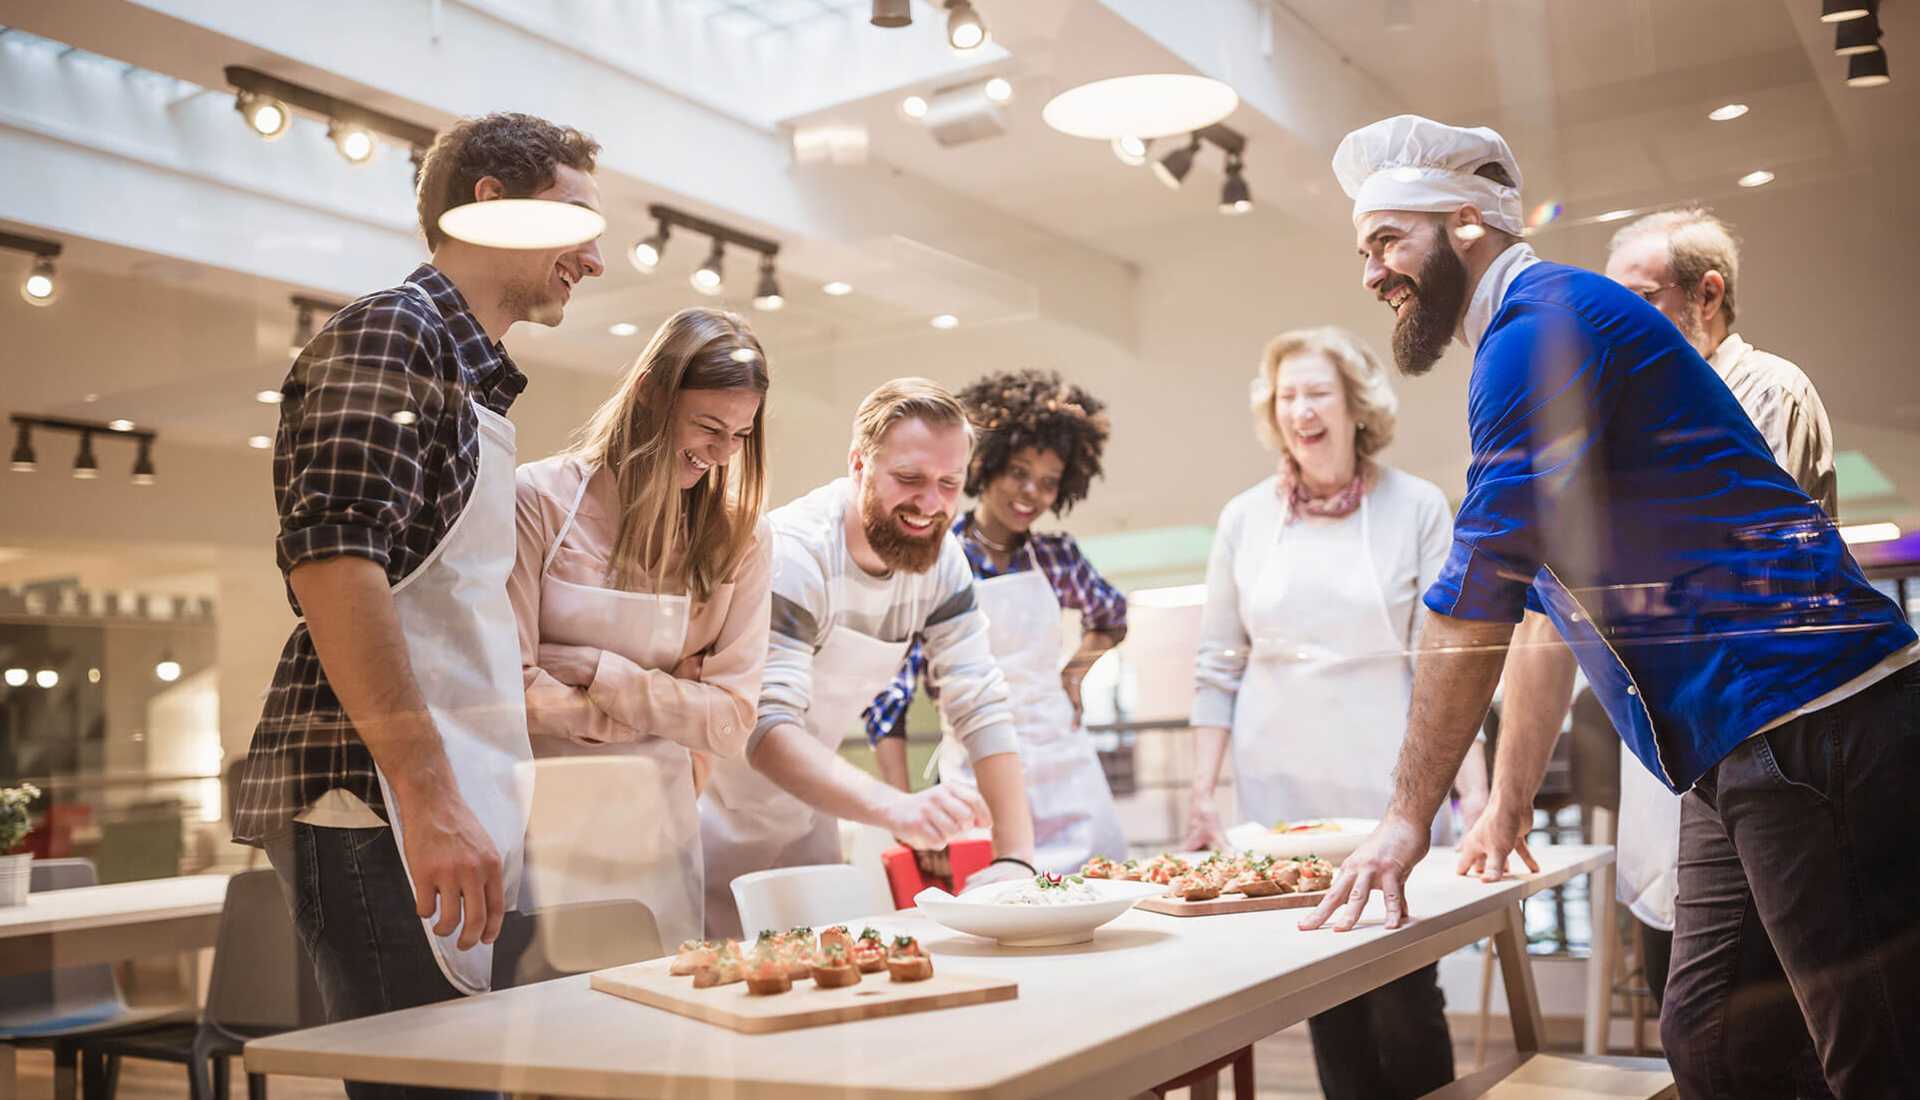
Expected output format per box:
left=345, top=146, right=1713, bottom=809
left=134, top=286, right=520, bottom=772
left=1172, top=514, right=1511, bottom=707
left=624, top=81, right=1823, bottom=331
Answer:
left=958, top=369, right=1111, bottom=515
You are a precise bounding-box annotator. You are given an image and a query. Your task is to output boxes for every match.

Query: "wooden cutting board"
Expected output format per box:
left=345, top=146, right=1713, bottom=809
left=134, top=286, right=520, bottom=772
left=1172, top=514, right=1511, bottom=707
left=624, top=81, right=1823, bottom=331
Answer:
left=589, top=958, right=1018, bottom=1034
left=1136, top=888, right=1332, bottom=917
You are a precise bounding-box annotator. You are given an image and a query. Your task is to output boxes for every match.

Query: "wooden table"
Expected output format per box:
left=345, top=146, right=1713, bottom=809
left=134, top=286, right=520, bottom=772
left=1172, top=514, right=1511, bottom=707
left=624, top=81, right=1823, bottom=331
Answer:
left=0, top=873, right=231, bottom=978
left=247, top=847, right=1609, bottom=1099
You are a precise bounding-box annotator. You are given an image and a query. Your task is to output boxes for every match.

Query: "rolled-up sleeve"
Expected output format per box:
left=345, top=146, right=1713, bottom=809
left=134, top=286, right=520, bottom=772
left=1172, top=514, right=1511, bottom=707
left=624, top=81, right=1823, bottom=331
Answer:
left=1425, top=306, right=1611, bottom=623
left=1191, top=499, right=1250, bottom=730
left=921, top=570, right=1019, bottom=761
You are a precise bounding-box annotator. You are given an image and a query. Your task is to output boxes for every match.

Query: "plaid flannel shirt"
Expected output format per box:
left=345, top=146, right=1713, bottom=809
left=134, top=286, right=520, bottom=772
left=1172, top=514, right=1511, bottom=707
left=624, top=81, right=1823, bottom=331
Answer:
left=231, top=264, right=526, bottom=844
left=863, top=512, right=1127, bottom=743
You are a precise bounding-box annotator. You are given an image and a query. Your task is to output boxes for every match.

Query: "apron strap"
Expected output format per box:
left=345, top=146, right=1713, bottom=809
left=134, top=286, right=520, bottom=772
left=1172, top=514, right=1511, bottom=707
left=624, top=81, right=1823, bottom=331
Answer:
left=542, top=466, right=594, bottom=576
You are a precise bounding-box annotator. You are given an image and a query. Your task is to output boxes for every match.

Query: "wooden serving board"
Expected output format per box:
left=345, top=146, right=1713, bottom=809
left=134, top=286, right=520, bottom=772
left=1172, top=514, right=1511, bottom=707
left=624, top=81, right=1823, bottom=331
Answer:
left=588, top=957, right=1017, bottom=1034
left=1136, top=888, right=1332, bottom=917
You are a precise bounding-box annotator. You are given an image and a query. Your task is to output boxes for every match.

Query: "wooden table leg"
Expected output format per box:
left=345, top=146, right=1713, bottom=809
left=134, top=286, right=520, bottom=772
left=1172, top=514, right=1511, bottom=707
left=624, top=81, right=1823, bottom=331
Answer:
left=1493, top=903, right=1545, bottom=1055
left=1189, top=1074, right=1219, bottom=1100
left=1585, top=808, right=1617, bottom=1056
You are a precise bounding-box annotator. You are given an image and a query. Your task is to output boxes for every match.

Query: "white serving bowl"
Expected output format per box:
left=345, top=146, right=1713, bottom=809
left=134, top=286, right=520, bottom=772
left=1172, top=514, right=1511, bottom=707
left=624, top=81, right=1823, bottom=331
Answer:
left=913, top=879, right=1164, bottom=947
left=1226, top=818, right=1378, bottom=863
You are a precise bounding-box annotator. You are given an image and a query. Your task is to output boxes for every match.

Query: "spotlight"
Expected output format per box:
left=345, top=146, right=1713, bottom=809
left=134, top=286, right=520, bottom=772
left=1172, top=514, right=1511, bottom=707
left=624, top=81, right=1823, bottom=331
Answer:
left=1152, top=135, right=1201, bottom=190
left=132, top=438, right=156, bottom=486
left=631, top=224, right=669, bottom=272
left=108, top=419, right=135, bottom=433
left=235, top=90, right=290, bottom=140
left=691, top=239, right=725, bottom=295
left=930, top=314, right=959, bottom=330
left=1822, top=0, right=1868, bottom=21
left=1708, top=103, right=1750, bottom=121
left=900, top=95, right=930, bottom=121
left=330, top=120, right=376, bottom=164
left=752, top=257, right=784, bottom=312
left=155, top=652, right=182, bottom=683
left=35, top=669, right=58, bottom=690
left=823, top=281, right=853, bottom=296
left=10, top=422, right=34, bottom=473
left=1220, top=156, right=1253, bottom=215
left=946, top=0, right=988, bottom=51
left=73, top=432, right=99, bottom=480
left=608, top=322, right=639, bottom=337
left=248, top=435, right=272, bottom=450
left=3, top=668, right=25, bottom=688
left=984, top=77, right=1013, bottom=106
left=1836, top=12, right=1882, bottom=54
left=1738, top=169, right=1776, bottom=188
left=21, top=258, right=58, bottom=307
left=871, top=0, right=911, bottom=28
left=1847, top=47, right=1891, bottom=86
left=1111, top=136, right=1149, bottom=166
left=256, top=389, right=283, bottom=405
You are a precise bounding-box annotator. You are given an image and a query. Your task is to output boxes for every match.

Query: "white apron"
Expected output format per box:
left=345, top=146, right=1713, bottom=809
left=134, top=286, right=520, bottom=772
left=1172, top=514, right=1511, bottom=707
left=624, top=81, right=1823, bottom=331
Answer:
left=521, top=470, right=702, bottom=948
left=699, top=530, right=909, bottom=939
left=936, top=562, right=1127, bottom=874
left=1230, top=494, right=1450, bottom=846
left=1615, top=752, right=1681, bottom=930
left=365, top=289, right=532, bottom=995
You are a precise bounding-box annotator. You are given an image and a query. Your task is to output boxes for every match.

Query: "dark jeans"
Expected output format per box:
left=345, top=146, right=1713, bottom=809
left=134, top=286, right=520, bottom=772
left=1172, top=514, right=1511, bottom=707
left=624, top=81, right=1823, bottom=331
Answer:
left=1663, top=664, right=1920, bottom=1100
left=1306, top=961, right=1454, bottom=1100
left=265, top=823, right=499, bottom=1100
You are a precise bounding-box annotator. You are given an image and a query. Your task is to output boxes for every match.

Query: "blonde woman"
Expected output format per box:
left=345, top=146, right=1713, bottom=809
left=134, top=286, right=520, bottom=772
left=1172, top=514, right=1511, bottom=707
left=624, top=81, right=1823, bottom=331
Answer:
left=1186, top=326, right=1484, bottom=1100
left=507, top=307, right=772, bottom=948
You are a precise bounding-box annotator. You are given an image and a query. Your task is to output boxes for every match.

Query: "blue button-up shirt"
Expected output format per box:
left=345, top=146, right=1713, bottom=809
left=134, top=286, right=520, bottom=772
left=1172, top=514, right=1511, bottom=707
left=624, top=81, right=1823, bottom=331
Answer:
left=1428, top=256, right=1914, bottom=792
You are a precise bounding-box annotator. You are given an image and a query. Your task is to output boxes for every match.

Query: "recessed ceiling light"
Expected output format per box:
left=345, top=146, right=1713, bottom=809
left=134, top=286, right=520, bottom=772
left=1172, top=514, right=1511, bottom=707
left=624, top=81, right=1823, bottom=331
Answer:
left=823, top=281, right=853, bottom=296
left=900, top=95, right=929, bottom=121
left=107, top=419, right=135, bottom=432
left=608, top=322, right=639, bottom=337
left=1042, top=74, right=1238, bottom=141
left=256, top=389, right=283, bottom=405
left=930, top=314, right=959, bottom=330
left=1737, top=169, right=1776, bottom=188
left=1708, top=103, right=1749, bottom=122
left=983, top=77, right=1013, bottom=106
left=1595, top=208, right=1637, bottom=223
left=247, top=435, right=272, bottom=450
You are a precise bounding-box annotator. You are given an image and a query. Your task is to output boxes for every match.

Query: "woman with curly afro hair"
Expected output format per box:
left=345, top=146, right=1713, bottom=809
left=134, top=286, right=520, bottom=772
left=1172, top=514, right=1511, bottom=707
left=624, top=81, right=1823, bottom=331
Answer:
left=864, top=368, right=1130, bottom=874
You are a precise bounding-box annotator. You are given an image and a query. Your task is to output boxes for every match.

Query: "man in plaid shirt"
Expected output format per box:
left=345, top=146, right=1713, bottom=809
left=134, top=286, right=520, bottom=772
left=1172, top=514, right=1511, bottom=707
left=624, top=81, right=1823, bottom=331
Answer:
left=233, top=113, right=603, bottom=1080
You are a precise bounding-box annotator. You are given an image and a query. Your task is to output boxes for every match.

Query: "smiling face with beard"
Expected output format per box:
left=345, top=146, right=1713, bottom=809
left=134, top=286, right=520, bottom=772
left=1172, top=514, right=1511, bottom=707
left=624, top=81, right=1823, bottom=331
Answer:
left=1357, top=213, right=1472, bottom=377
left=852, top=417, right=970, bottom=574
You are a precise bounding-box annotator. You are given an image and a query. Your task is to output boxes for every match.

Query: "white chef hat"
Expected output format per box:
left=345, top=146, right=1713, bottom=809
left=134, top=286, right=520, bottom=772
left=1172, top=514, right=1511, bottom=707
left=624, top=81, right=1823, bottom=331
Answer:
left=1333, top=114, right=1525, bottom=236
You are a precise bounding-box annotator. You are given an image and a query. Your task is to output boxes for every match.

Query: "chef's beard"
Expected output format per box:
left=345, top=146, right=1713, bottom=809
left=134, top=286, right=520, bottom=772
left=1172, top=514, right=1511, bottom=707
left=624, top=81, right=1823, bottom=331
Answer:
left=860, top=481, right=948, bottom=573
left=1388, top=241, right=1470, bottom=377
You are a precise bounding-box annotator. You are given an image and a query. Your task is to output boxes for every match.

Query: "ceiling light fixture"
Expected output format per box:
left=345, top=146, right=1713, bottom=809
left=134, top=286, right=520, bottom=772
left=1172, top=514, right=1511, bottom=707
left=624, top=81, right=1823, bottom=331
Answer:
left=901, top=95, right=930, bottom=121
left=1708, top=103, right=1750, bottom=121
left=1111, top=136, right=1149, bottom=166
left=4, top=231, right=65, bottom=308
left=930, top=314, right=959, bottom=330
left=35, top=669, right=58, bottom=690
left=1847, top=47, right=1891, bottom=86
left=945, top=0, right=988, bottom=52
left=10, top=414, right=159, bottom=483
left=1835, top=10, right=1883, bottom=54
left=155, top=651, right=182, bottom=683
left=73, top=431, right=98, bottom=480
left=823, top=281, right=853, bottom=296
left=692, top=239, right=725, bottom=295
left=1153, top=134, right=1202, bottom=190
left=2, top=669, right=25, bottom=688
left=226, top=67, right=434, bottom=156
left=1220, top=155, right=1253, bottom=215
left=256, top=389, right=283, bottom=405
left=1043, top=74, right=1238, bottom=141
left=248, top=435, right=272, bottom=450
left=235, top=90, right=291, bottom=140
left=608, top=322, right=639, bottom=337
left=752, top=255, right=784, bottom=312
left=107, top=419, right=134, bottom=432
left=870, top=0, right=911, bottom=28
left=132, top=439, right=156, bottom=486
left=10, top=422, right=35, bottom=473
left=631, top=222, right=669, bottom=272
left=1821, top=0, right=1869, bottom=22
left=1737, top=169, right=1776, bottom=188
left=329, top=120, right=376, bottom=164
left=983, top=77, right=1013, bottom=106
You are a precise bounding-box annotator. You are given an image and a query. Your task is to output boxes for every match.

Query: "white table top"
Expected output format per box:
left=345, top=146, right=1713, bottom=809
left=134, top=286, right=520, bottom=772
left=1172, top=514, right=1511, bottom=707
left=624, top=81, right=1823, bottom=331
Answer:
left=248, top=847, right=1609, bottom=1100
left=0, top=873, right=231, bottom=938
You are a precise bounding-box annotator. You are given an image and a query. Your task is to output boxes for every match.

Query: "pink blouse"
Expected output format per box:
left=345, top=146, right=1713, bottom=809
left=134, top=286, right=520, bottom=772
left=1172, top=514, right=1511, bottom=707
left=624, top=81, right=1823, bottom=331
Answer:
left=507, top=455, right=771, bottom=759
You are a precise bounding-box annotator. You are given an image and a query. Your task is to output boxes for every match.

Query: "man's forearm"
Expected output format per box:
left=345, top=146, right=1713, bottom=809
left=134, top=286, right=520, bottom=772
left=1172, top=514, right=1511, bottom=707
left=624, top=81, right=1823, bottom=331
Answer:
left=1387, top=612, right=1513, bottom=825
left=874, top=736, right=911, bottom=792
left=971, top=751, right=1035, bottom=861
left=749, top=722, right=902, bottom=828
left=290, top=556, right=454, bottom=802
left=1491, top=612, right=1578, bottom=805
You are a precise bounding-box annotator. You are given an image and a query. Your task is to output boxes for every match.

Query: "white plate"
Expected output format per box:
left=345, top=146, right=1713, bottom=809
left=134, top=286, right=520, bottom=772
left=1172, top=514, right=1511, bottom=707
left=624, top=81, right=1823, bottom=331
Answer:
left=912, top=879, right=1164, bottom=947
left=1226, top=818, right=1378, bottom=863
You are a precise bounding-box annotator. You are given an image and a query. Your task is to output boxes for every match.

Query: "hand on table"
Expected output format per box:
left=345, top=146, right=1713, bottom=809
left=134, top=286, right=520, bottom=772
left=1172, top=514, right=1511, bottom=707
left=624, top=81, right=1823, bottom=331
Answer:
left=884, top=783, right=992, bottom=851
left=393, top=782, right=505, bottom=950
left=1181, top=788, right=1227, bottom=852
left=537, top=643, right=602, bottom=689
left=1454, top=795, right=1539, bottom=882
left=1298, top=813, right=1430, bottom=933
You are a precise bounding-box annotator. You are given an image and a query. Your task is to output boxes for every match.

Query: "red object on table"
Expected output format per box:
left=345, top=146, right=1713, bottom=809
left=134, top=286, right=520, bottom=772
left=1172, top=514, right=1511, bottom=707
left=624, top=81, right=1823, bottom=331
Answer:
left=881, top=837, right=996, bottom=908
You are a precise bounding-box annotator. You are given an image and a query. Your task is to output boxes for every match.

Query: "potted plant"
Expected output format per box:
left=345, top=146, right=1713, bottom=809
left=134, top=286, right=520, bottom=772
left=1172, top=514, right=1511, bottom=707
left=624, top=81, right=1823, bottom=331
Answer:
left=0, top=781, right=41, bottom=907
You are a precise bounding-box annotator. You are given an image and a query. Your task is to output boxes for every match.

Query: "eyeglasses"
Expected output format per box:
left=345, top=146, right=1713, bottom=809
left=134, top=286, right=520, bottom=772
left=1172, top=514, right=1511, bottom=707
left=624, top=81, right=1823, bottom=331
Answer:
left=1634, top=283, right=1682, bottom=302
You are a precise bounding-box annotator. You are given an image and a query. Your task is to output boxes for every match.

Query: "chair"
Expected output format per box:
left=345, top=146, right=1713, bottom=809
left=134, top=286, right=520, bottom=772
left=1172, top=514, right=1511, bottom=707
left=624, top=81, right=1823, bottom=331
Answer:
left=730, top=865, right=893, bottom=937
left=75, top=869, right=323, bottom=1100
left=879, top=837, right=995, bottom=907
left=493, top=900, right=666, bottom=988
left=0, top=860, right=192, bottom=1100
left=1418, top=1052, right=1674, bottom=1099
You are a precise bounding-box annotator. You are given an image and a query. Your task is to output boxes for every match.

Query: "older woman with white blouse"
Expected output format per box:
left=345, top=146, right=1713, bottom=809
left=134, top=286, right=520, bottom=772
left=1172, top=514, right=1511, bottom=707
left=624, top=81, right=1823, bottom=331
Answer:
left=1185, top=325, right=1487, bottom=1100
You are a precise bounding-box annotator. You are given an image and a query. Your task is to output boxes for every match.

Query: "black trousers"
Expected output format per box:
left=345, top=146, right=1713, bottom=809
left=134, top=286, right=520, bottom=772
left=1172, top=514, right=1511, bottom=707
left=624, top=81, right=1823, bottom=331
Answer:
left=265, top=823, right=499, bottom=1100
left=1306, top=961, right=1454, bottom=1100
left=1663, top=663, right=1920, bottom=1099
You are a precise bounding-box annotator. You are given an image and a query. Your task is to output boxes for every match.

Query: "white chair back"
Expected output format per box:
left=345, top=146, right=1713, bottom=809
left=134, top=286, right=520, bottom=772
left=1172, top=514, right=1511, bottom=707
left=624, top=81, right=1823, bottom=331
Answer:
left=730, top=864, right=892, bottom=938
